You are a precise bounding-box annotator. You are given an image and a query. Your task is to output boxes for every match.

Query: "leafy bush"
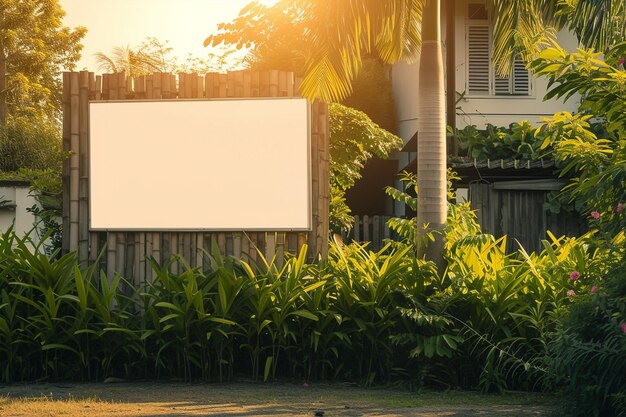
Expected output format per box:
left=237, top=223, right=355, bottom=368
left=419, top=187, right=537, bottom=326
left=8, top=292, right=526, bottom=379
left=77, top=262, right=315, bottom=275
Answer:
left=0, top=116, right=64, bottom=174
left=453, top=120, right=547, bottom=160
left=527, top=41, right=626, bottom=416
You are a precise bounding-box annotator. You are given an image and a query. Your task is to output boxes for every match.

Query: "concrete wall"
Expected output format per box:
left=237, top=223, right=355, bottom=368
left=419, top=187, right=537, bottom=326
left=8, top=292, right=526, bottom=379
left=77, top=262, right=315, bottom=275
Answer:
left=0, top=183, right=38, bottom=237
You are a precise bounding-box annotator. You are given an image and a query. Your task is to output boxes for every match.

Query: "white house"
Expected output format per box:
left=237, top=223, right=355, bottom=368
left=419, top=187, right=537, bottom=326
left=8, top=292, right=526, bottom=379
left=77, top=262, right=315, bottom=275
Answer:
left=393, top=0, right=580, bottom=159
left=365, top=0, right=586, bottom=249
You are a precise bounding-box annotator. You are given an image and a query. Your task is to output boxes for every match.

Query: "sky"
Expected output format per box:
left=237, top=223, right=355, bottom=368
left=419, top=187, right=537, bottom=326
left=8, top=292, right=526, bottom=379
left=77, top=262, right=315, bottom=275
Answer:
left=59, top=0, right=280, bottom=71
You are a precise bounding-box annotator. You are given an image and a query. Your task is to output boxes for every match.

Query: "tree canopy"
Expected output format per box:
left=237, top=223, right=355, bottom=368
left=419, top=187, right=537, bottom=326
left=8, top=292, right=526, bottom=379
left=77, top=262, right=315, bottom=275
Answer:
left=0, top=0, right=86, bottom=122
left=206, top=0, right=626, bottom=103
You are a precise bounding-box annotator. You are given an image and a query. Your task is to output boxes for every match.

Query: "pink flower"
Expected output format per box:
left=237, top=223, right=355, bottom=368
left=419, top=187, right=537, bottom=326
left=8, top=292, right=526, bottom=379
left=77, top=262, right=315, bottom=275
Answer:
left=617, top=203, right=623, bottom=213
left=303, top=383, right=310, bottom=388
left=621, top=323, right=626, bottom=334
left=567, top=289, right=576, bottom=296
left=590, top=285, right=598, bottom=294
left=570, top=271, right=580, bottom=281
left=619, top=57, right=625, bottom=66
left=591, top=211, right=601, bottom=219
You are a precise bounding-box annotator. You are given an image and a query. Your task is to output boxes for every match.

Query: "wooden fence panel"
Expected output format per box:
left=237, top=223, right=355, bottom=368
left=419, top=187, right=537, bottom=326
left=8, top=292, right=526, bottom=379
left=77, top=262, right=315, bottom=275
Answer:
left=63, top=71, right=329, bottom=284
left=468, top=184, right=585, bottom=253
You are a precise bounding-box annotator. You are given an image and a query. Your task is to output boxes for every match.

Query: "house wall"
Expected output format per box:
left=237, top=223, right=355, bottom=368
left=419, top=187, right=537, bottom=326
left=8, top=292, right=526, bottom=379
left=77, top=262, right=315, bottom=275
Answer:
left=454, top=1, right=580, bottom=128
left=392, top=0, right=581, bottom=138
left=0, top=184, right=38, bottom=237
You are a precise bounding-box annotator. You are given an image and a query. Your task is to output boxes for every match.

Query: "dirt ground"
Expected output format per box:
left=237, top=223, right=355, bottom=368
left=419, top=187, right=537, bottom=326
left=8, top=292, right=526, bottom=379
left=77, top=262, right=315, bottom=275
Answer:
left=0, top=381, right=557, bottom=417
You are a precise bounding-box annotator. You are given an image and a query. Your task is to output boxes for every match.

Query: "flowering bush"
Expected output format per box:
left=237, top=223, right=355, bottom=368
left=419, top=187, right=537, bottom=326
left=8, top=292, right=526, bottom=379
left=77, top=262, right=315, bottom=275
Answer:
left=531, top=42, right=626, bottom=416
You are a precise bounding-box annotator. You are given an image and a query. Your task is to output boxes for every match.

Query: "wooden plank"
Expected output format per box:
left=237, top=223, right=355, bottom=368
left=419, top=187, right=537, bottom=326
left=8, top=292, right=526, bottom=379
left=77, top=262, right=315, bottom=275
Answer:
left=162, top=73, right=171, bottom=99
left=249, top=233, right=258, bottom=262
left=145, top=233, right=153, bottom=283
left=363, top=215, right=370, bottom=242
left=184, top=73, right=193, bottom=98
left=125, top=233, right=135, bottom=284
left=118, top=72, right=126, bottom=99
left=115, top=232, right=125, bottom=277
left=241, top=233, right=250, bottom=262
left=276, top=233, right=285, bottom=267
left=234, top=71, right=244, bottom=97
left=89, top=233, right=99, bottom=265
left=106, top=233, right=116, bottom=281
left=265, top=232, right=276, bottom=263
left=138, top=233, right=146, bottom=287
left=217, top=233, right=226, bottom=257
left=125, top=75, right=133, bottom=98
left=383, top=216, right=391, bottom=240
left=78, top=71, right=90, bottom=263
left=218, top=74, right=227, bottom=98
left=88, top=72, right=96, bottom=99
left=146, top=75, right=153, bottom=99
left=205, top=73, right=216, bottom=98
left=183, top=232, right=192, bottom=265
left=102, top=74, right=109, bottom=100
left=354, top=216, right=360, bottom=241
left=316, top=102, right=330, bottom=257
left=373, top=216, right=380, bottom=249
left=287, top=233, right=298, bottom=254
left=69, top=72, right=80, bottom=252
left=227, top=72, right=236, bottom=97
left=251, top=71, right=260, bottom=97
left=108, top=73, right=118, bottom=100
left=286, top=72, right=295, bottom=97
left=297, top=232, right=307, bottom=254
left=61, top=72, right=72, bottom=253
left=278, top=71, right=287, bottom=96
left=243, top=71, right=252, bottom=97
left=153, top=72, right=162, bottom=99
left=135, top=76, right=145, bottom=99
left=233, top=232, right=242, bottom=259
left=196, top=233, right=204, bottom=268
left=95, top=75, right=102, bottom=100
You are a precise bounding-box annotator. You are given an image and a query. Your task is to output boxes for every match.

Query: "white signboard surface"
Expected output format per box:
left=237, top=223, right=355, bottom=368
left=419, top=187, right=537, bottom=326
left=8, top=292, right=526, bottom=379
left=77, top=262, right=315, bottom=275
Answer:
left=89, top=98, right=311, bottom=230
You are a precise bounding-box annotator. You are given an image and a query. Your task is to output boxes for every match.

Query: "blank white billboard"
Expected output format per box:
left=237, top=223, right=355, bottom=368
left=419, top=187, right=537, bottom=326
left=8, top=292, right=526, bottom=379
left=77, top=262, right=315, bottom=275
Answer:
left=89, top=98, right=311, bottom=231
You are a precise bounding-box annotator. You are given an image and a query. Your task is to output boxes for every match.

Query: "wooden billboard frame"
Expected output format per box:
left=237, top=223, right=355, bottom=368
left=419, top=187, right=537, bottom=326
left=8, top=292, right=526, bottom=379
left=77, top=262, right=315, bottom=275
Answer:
left=62, top=71, right=329, bottom=283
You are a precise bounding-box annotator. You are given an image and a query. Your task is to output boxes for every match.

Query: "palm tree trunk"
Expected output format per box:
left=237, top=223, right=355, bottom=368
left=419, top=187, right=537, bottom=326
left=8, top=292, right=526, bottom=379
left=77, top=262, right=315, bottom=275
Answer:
left=417, top=0, right=447, bottom=267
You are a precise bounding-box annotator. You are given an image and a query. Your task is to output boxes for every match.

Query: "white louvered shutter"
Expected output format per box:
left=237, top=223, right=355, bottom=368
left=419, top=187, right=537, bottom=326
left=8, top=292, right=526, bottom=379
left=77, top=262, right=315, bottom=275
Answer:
left=512, top=56, right=530, bottom=95
left=467, top=25, right=490, bottom=95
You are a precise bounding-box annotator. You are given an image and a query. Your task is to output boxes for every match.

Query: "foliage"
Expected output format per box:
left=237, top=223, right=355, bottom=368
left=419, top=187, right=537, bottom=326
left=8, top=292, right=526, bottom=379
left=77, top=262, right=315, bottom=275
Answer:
left=0, top=225, right=592, bottom=392
left=453, top=120, right=547, bottom=160
left=530, top=41, right=626, bottom=137
left=0, top=0, right=85, bottom=120
left=205, top=0, right=423, bottom=102
left=0, top=116, right=64, bottom=174
left=0, top=230, right=423, bottom=384
left=527, top=41, right=626, bottom=416
left=329, top=103, right=402, bottom=233
left=340, top=59, right=396, bottom=133
left=206, top=0, right=626, bottom=102
left=385, top=169, right=481, bottom=250
left=384, top=169, right=599, bottom=393
left=95, top=37, right=244, bottom=76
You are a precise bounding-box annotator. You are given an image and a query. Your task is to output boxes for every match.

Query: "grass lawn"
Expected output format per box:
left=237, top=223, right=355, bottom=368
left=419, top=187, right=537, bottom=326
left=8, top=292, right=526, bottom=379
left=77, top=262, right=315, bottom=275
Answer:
left=0, top=381, right=559, bottom=416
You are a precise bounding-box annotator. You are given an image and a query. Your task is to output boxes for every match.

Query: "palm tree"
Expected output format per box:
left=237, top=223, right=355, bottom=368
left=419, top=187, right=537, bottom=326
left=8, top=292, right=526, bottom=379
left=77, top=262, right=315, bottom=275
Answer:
left=207, top=0, right=625, bottom=263
left=94, top=42, right=173, bottom=77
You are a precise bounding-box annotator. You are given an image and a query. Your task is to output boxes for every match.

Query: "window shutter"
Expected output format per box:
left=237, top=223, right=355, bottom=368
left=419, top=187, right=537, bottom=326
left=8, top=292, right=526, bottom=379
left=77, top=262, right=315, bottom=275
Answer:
left=494, top=56, right=530, bottom=95
left=512, top=56, right=530, bottom=95
left=467, top=25, right=490, bottom=95
left=494, top=74, right=511, bottom=95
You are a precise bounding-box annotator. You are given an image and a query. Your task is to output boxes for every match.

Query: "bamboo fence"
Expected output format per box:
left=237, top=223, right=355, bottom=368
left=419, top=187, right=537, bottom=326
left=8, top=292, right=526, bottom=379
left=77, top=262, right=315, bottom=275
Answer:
left=62, top=70, right=329, bottom=284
